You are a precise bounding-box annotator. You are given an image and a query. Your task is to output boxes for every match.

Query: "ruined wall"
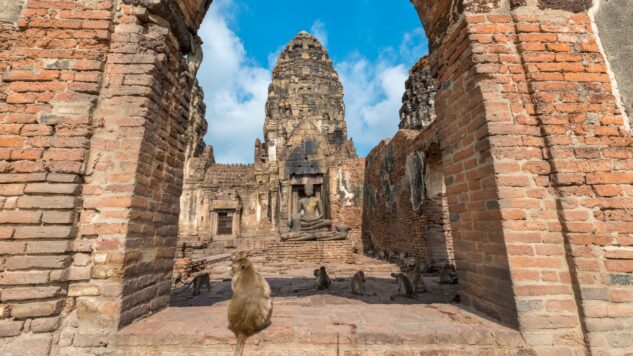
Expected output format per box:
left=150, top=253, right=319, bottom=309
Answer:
left=179, top=157, right=278, bottom=242
left=593, top=0, right=633, bottom=126
left=408, top=0, right=633, bottom=353
left=328, top=158, right=364, bottom=251
left=0, top=0, right=209, bottom=353
left=362, top=123, right=453, bottom=265
left=0, top=1, right=116, bottom=353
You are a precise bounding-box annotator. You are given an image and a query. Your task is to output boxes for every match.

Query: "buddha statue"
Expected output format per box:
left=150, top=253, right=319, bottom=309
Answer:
left=294, top=181, right=331, bottom=232
left=279, top=181, right=347, bottom=241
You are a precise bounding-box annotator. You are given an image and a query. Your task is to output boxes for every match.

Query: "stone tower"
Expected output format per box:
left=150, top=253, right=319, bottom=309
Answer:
left=178, top=31, right=364, bottom=248
left=261, top=31, right=356, bottom=165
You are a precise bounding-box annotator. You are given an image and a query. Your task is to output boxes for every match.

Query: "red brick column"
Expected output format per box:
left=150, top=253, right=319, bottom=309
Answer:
left=70, top=1, right=204, bottom=343
left=1, top=0, right=209, bottom=353
left=414, top=0, right=633, bottom=353
left=0, top=1, right=116, bottom=353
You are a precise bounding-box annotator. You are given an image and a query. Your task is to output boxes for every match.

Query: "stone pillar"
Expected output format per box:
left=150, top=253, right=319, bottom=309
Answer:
left=54, top=0, right=209, bottom=353
left=412, top=0, right=633, bottom=353
left=0, top=0, right=117, bottom=354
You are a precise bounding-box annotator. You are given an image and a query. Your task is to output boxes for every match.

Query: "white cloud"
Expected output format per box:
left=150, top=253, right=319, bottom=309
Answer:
left=197, top=0, right=269, bottom=163
left=310, top=20, right=328, bottom=47
left=399, top=27, right=427, bottom=61
left=337, top=57, right=408, bottom=155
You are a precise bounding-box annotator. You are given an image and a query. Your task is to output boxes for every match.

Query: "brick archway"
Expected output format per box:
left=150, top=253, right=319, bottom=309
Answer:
left=1, top=0, right=632, bottom=355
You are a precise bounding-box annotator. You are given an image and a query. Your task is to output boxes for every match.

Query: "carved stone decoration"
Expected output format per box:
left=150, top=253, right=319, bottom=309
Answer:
left=399, top=56, right=437, bottom=130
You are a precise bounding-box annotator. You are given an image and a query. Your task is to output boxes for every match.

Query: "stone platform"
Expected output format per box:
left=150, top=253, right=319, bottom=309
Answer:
left=116, top=268, right=529, bottom=355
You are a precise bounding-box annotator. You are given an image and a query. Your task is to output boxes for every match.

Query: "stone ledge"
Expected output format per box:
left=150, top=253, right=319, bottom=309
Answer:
left=116, top=299, right=529, bottom=354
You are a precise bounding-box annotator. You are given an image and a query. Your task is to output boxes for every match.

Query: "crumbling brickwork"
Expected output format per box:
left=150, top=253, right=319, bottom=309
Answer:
left=0, top=0, right=208, bottom=354
left=399, top=56, right=437, bottom=130
left=0, top=1, right=118, bottom=353
left=410, top=0, right=633, bottom=353
left=363, top=123, right=453, bottom=265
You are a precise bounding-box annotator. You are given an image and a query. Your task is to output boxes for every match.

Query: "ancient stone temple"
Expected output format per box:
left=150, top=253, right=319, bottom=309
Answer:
left=177, top=32, right=364, bottom=259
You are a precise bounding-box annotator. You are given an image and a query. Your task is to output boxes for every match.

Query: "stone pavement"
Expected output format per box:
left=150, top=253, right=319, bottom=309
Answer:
left=114, top=265, right=530, bottom=355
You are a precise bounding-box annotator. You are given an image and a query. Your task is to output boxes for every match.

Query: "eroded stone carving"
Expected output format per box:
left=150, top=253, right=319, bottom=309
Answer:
left=399, top=56, right=437, bottom=130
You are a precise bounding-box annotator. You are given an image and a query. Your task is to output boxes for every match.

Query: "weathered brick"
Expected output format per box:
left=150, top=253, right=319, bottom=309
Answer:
left=0, top=271, right=49, bottom=285
left=42, top=211, right=75, bottom=224
left=13, top=226, right=73, bottom=239
left=31, top=316, right=61, bottom=333
left=0, top=286, right=62, bottom=302
left=1, top=334, right=52, bottom=356
left=5, top=255, right=70, bottom=270
left=11, top=299, right=63, bottom=319
left=0, top=320, right=24, bottom=337
left=68, top=283, right=100, bottom=297
left=24, top=183, right=80, bottom=194
left=0, top=211, right=42, bottom=224
left=26, top=241, right=70, bottom=254
left=17, top=195, right=77, bottom=209
left=605, top=260, right=633, bottom=273
left=0, top=184, right=24, bottom=195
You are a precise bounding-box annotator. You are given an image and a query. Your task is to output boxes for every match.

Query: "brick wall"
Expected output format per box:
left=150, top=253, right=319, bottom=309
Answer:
left=0, top=0, right=209, bottom=353
left=362, top=123, right=453, bottom=265
left=0, top=1, right=117, bottom=353
left=410, top=0, right=633, bottom=353
left=264, top=240, right=353, bottom=265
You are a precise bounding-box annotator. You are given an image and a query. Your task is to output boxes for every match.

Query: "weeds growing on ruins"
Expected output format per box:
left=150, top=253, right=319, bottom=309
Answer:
left=1, top=0, right=632, bottom=355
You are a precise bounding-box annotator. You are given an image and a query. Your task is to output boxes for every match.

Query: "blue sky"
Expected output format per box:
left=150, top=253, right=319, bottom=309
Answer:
left=197, top=0, right=428, bottom=163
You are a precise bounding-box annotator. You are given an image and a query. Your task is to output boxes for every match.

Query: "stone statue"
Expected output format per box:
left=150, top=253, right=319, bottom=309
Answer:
left=281, top=182, right=347, bottom=241
left=294, top=181, right=331, bottom=231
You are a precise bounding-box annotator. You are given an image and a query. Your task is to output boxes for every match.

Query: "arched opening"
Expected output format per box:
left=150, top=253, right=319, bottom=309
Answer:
left=423, top=142, right=454, bottom=266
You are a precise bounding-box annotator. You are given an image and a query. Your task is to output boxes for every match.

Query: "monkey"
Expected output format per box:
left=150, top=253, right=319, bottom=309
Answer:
left=403, top=256, right=417, bottom=268
left=378, top=250, right=387, bottom=259
left=438, top=263, right=458, bottom=284
left=173, top=272, right=183, bottom=286
left=314, top=266, right=332, bottom=290
left=192, top=273, right=211, bottom=296
left=228, top=255, right=273, bottom=356
left=424, top=260, right=440, bottom=273
left=406, top=264, right=427, bottom=294
left=351, top=271, right=371, bottom=296
left=175, top=273, right=211, bottom=296
left=451, top=294, right=461, bottom=304
left=390, top=272, right=415, bottom=299
left=387, top=250, right=397, bottom=261
left=398, top=251, right=408, bottom=263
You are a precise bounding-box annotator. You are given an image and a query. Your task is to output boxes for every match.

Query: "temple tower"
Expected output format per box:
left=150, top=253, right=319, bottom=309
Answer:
left=262, top=31, right=356, bottom=165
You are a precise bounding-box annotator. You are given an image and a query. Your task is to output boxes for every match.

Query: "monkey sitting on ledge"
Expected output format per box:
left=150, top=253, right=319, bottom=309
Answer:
left=314, top=266, right=332, bottom=290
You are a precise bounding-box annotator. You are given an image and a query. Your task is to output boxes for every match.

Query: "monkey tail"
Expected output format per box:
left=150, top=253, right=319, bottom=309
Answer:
left=174, top=281, right=193, bottom=294
left=234, top=333, right=246, bottom=356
